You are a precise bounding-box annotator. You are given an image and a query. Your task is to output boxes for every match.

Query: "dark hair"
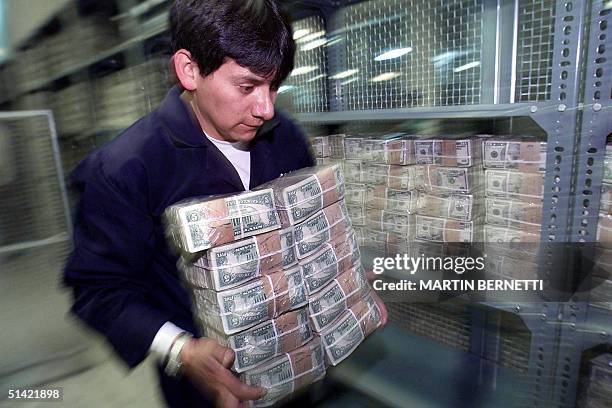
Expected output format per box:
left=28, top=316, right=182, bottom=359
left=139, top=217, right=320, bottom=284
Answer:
left=170, top=0, right=295, bottom=89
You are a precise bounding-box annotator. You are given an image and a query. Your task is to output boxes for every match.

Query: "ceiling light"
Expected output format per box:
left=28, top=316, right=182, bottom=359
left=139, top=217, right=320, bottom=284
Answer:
left=371, top=72, right=400, bottom=82
left=293, top=29, right=310, bottom=40
left=374, top=47, right=413, bottom=61
left=307, top=74, right=326, bottom=82
left=296, top=30, right=325, bottom=43
left=277, top=85, right=295, bottom=94
left=290, top=66, right=318, bottom=76
left=330, top=69, right=359, bottom=80
left=341, top=77, right=359, bottom=86
left=453, top=61, right=480, bottom=73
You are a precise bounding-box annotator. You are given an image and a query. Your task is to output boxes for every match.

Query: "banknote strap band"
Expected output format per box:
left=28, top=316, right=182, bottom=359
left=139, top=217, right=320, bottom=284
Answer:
left=323, top=302, right=380, bottom=349
left=309, top=280, right=369, bottom=318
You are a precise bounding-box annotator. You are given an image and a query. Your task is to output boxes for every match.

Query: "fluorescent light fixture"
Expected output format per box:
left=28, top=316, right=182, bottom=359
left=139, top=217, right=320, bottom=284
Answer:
left=307, top=74, right=326, bottom=82
left=325, top=37, right=343, bottom=47
left=290, top=66, right=318, bottom=76
left=374, top=47, right=413, bottom=61
left=453, top=61, right=480, bottom=73
left=293, top=29, right=310, bottom=40
left=371, top=72, right=400, bottom=82
left=296, top=30, right=325, bottom=43
left=341, top=77, right=359, bottom=86
left=277, top=85, right=295, bottom=94
left=330, top=69, right=359, bottom=80
left=300, top=38, right=327, bottom=51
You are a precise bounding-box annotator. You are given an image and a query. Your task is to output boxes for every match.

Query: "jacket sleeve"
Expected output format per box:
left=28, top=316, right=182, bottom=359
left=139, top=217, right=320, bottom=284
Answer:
left=64, top=152, right=172, bottom=368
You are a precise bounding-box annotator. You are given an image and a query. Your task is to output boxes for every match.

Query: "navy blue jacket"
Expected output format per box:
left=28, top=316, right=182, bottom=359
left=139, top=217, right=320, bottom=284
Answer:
left=63, top=86, right=314, bottom=406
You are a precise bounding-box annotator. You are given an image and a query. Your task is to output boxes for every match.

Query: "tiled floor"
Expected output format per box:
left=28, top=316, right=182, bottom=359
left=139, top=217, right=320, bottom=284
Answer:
left=0, top=243, right=164, bottom=407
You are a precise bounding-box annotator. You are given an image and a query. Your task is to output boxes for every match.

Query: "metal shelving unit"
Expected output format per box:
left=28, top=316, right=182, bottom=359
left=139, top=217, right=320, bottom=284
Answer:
left=0, top=0, right=608, bottom=407
left=288, top=0, right=611, bottom=407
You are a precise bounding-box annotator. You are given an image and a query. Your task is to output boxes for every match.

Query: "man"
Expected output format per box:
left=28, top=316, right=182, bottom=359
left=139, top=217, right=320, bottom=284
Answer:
left=65, top=1, right=386, bottom=407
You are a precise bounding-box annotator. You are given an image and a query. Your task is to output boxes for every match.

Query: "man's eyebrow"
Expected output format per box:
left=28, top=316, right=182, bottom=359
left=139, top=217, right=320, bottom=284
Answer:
left=233, top=74, right=269, bottom=84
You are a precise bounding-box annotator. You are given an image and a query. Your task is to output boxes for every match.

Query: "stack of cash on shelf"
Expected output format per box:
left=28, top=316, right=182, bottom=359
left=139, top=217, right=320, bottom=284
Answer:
left=577, top=353, right=612, bottom=408
left=593, top=143, right=612, bottom=310
left=414, top=138, right=484, bottom=248
left=482, top=139, right=546, bottom=279
left=164, top=164, right=381, bottom=407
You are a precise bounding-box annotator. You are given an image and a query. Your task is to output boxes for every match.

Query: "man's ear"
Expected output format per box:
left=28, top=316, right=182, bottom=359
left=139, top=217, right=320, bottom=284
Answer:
left=173, top=49, right=199, bottom=91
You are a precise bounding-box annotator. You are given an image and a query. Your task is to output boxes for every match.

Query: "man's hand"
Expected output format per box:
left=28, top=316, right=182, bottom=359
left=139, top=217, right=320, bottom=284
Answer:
left=364, top=267, right=389, bottom=328
left=370, top=289, right=389, bottom=327
left=180, top=337, right=266, bottom=408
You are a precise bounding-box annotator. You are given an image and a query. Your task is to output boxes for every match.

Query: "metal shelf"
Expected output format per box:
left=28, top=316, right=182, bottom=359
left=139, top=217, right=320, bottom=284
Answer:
left=0, top=23, right=169, bottom=105
left=329, top=324, right=530, bottom=407
left=294, top=103, right=552, bottom=123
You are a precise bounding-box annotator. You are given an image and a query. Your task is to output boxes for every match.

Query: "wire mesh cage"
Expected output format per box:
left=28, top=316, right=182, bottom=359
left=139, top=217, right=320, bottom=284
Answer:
left=280, top=15, right=330, bottom=113
left=514, top=0, right=556, bottom=102
left=335, top=0, right=483, bottom=110
left=0, top=112, right=70, bottom=248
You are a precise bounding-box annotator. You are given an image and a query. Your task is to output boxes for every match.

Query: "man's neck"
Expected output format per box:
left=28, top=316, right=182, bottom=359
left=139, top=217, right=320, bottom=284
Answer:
left=180, top=91, right=226, bottom=142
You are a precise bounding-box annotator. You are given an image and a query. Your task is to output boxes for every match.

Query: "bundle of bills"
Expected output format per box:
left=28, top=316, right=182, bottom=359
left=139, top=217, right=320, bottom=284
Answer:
left=259, top=164, right=344, bottom=227
left=420, top=165, right=483, bottom=194
left=482, top=139, right=546, bottom=172
left=598, top=213, right=612, bottom=249
left=241, top=337, right=326, bottom=408
left=414, top=138, right=482, bottom=167
left=581, top=353, right=612, bottom=407
left=589, top=278, right=612, bottom=311
left=362, top=229, right=388, bottom=253
left=415, top=215, right=478, bottom=243
left=344, top=137, right=365, bottom=160
left=367, top=164, right=422, bottom=190
left=328, top=134, right=346, bottom=159
left=180, top=227, right=297, bottom=291
left=346, top=205, right=366, bottom=226
left=483, top=224, right=540, bottom=243
left=485, top=198, right=542, bottom=233
left=319, top=292, right=382, bottom=366
left=485, top=170, right=545, bottom=200
left=299, top=231, right=360, bottom=294
left=366, top=209, right=416, bottom=237
left=205, top=308, right=313, bottom=373
left=362, top=138, right=415, bottom=165
left=344, top=160, right=367, bottom=183
left=293, top=200, right=351, bottom=259
left=605, top=144, right=612, bottom=184
left=345, top=183, right=367, bottom=206
left=353, top=227, right=366, bottom=246
left=308, top=265, right=370, bottom=332
left=311, top=136, right=331, bottom=158
left=601, top=183, right=612, bottom=214
left=485, top=255, right=539, bottom=280
left=416, top=192, right=477, bottom=221
left=165, top=189, right=280, bottom=254
left=192, top=266, right=308, bottom=334
left=365, top=185, right=418, bottom=213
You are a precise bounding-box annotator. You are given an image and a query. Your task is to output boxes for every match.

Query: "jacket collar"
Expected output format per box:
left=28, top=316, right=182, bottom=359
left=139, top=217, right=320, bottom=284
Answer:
left=157, top=85, right=281, bottom=190
left=157, top=85, right=281, bottom=149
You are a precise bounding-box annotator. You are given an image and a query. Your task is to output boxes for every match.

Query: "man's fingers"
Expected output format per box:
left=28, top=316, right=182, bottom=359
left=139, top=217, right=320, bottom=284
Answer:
left=206, top=339, right=235, bottom=367
left=218, top=368, right=267, bottom=401
left=215, top=385, right=241, bottom=408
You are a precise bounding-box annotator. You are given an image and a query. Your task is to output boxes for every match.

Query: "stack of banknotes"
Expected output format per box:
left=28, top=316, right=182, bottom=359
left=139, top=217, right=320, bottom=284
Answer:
left=412, top=137, right=485, bottom=244
left=577, top=353, right=612, bottom=407
left=483, top=139, right=546, bottom=242
left=482, top=140, right=546, bottom=267
left=164, top=164, right=381, bottom=406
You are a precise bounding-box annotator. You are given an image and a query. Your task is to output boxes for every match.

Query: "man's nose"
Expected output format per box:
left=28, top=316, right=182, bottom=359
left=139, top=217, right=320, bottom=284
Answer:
left=252, top=91, right=275, bottom=121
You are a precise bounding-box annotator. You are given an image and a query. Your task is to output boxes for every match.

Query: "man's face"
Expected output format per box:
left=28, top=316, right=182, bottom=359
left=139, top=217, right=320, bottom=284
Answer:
left=191, top=59, right=278, bottom=143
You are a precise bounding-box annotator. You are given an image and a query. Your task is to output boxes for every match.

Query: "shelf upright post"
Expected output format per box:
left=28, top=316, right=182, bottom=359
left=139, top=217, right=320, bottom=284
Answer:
left=554, top=1, right=612, bottom=407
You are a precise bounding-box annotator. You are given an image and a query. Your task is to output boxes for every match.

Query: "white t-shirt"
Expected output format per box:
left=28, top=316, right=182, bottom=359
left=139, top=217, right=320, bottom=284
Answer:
left=205, top=134, right=251, bottom=190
